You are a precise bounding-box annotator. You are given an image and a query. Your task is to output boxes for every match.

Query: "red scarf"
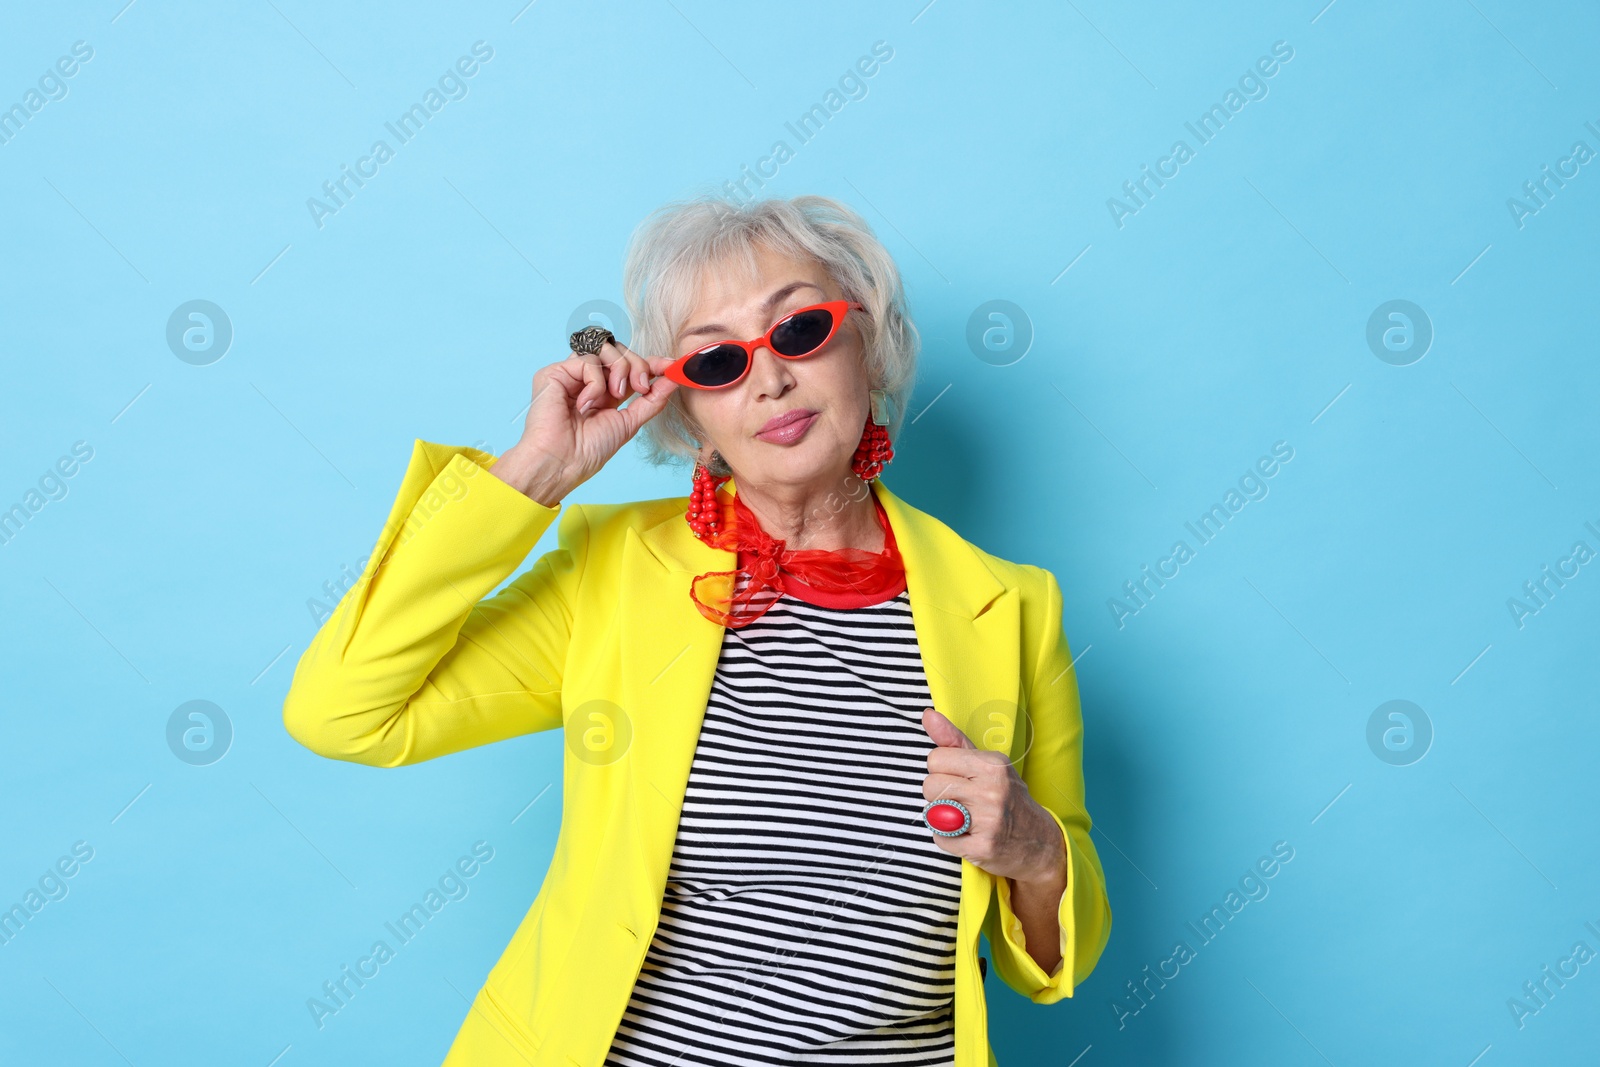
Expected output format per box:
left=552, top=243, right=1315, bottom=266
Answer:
left=689, top=484, right=906, bottom=628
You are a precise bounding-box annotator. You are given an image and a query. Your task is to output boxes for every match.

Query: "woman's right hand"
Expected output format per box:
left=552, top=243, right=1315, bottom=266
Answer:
left=490, top=341, right=681, bottom=507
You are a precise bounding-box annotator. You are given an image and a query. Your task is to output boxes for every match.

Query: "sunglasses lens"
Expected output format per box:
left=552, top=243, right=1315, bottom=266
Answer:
left=769, top=308, right=836, bottom=357
left=682, top=344, right=749, bottom=387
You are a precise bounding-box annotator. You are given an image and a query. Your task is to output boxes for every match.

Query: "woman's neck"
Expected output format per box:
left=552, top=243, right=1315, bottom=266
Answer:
left=732, top=476, right=883, bottom=553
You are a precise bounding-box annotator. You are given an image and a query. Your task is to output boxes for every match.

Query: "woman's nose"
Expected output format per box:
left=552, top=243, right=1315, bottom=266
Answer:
left=746, top=345, right=793, bottom=394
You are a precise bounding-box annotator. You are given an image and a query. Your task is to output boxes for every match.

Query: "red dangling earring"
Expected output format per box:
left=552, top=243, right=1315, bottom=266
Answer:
left=686, top=452, right=731, bottom=543
left=851, top=389, right=896, bottom=482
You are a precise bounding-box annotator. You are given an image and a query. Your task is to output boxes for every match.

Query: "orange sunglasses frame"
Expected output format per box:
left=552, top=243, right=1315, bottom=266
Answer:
left=662, top=300, right=866, bottom=390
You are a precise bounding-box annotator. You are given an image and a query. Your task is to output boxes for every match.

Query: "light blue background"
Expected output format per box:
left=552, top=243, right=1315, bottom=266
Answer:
left=2, top=1, right=1596, bottom=1064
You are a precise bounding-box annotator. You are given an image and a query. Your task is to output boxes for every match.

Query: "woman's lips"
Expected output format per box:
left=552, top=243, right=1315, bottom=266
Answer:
left=755, top=411, right=820, bottom=444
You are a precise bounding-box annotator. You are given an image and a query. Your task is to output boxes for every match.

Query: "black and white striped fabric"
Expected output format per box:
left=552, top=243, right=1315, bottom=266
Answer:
left=604, top=581, right=963, bottom=1066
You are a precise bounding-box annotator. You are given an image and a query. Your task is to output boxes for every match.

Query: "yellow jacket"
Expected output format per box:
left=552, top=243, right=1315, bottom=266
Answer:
left=282, top=439, right=1111, bottom=1066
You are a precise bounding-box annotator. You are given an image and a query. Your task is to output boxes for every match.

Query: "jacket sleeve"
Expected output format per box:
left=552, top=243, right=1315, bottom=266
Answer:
left=983, top=567, right=1112, bottom=1004
left=281, top=439, right=586, bottom=768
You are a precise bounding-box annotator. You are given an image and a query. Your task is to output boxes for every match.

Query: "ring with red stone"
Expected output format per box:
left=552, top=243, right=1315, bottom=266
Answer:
left=923, top=798, right=971, bottom=837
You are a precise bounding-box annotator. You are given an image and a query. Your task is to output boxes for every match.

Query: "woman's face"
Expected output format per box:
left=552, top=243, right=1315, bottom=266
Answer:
left=676, top=243, right=871, bottom=495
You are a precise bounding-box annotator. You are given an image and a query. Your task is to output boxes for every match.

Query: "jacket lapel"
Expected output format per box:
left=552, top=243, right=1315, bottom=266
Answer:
left=615, top=475, right=1024, bottom=922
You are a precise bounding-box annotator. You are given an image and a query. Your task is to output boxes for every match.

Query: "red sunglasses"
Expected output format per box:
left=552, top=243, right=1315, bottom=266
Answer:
left=663, top=300, right=866, bottom=390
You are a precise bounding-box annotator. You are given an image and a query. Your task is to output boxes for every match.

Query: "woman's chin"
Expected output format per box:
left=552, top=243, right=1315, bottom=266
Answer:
left=748, top=447, right=852, bottom=488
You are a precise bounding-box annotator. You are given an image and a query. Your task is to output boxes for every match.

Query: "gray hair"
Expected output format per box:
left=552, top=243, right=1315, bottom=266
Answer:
left=621, top=193, right=919, bottom=469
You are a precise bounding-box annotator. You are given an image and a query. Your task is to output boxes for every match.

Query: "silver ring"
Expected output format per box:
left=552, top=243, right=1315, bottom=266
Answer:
left=923, top=798, right=971, bottom=837
left=570, top=325, right=616, bottom=355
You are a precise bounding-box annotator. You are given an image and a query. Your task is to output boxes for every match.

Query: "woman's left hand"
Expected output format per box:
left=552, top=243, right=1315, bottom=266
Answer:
left=920, top=707, right=1067, bottom=885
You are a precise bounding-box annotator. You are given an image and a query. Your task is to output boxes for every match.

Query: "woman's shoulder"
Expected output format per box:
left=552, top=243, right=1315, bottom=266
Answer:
left=557, top=494, right=690, bottom=545
left=886, top=487, right=1055, bottom=594
left=966, top=540, right=1057, bottom=600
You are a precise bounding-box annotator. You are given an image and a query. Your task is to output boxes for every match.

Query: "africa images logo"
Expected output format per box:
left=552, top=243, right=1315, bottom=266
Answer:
left=1106, top=41, right=1295, bottom=229
left=306, top=842, right=495, bottom=1030
left=1112, top=841, right=1296, bottom=1030
left=1107, top=442, right=1295, bottom=628
left=306, top=41, right=495, bottom=230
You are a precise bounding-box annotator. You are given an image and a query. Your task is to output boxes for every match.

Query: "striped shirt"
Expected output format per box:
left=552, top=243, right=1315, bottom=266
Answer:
left=604, top=573, right=962, bottom=1065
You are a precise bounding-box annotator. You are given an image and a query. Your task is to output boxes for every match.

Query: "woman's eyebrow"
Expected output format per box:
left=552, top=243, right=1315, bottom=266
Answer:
left=680, top=281, right=826, bottom=341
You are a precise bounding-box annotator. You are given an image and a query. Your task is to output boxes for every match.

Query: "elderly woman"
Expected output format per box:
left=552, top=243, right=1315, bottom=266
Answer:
left=282, top=194, right=1110, bottom=1066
